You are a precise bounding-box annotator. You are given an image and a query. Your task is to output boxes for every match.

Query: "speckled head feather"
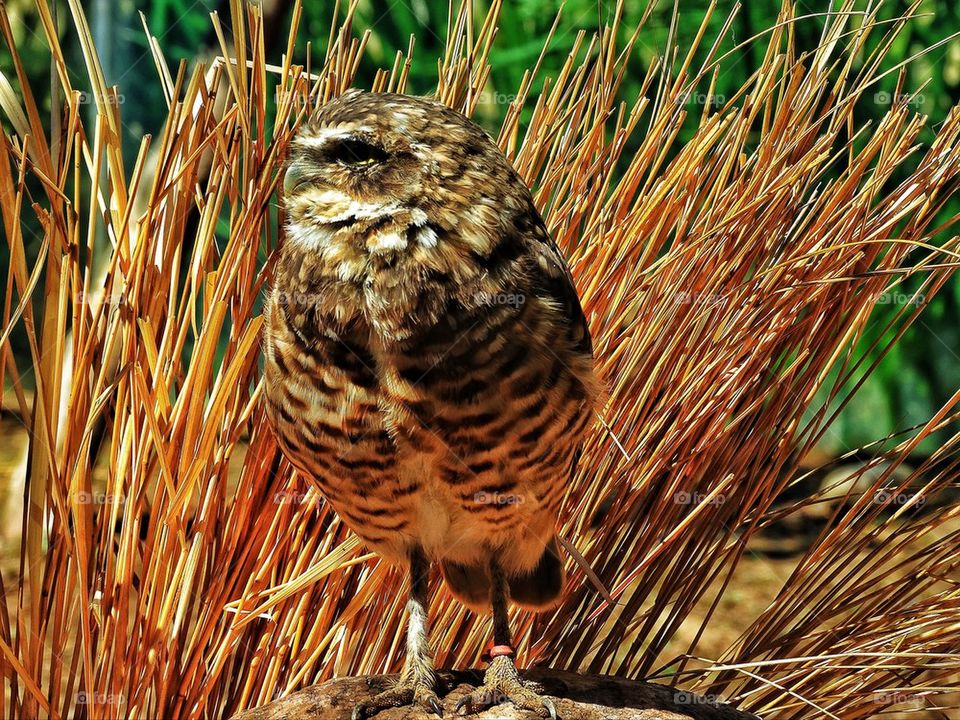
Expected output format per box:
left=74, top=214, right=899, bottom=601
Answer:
left=283, top=90, right=524, bottom=261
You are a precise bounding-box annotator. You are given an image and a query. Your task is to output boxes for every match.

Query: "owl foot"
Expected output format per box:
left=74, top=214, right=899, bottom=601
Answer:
left=351, top=675, right=443, bottom=719
left=455, top=655, right=557, bottom=719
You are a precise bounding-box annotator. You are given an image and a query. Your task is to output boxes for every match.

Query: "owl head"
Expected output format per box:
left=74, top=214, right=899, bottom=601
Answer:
left=281, top=90, right=528, bottom=258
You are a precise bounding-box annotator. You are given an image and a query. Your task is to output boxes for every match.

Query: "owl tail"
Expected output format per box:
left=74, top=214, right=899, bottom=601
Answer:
left=441, top=536, right=565, bottom=612
left=506, top=535, right=565, bottom=609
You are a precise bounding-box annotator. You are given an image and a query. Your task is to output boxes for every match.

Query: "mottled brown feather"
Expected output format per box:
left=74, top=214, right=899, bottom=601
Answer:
left=263, top=90, right=596, bottom=605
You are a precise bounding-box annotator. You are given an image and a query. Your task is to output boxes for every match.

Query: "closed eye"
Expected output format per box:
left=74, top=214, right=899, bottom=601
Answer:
left=327, top=138, right=388, bottom=167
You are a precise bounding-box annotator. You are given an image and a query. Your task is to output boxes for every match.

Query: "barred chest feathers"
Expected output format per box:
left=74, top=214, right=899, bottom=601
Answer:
left=262, top=90, right=596, bottom=578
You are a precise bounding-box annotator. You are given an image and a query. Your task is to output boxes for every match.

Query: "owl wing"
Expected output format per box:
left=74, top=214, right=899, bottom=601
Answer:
left=526, top=217, right=594, bottom=358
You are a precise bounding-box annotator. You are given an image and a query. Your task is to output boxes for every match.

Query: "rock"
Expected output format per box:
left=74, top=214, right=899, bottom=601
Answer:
left=231, top=669, right=760, bottom=720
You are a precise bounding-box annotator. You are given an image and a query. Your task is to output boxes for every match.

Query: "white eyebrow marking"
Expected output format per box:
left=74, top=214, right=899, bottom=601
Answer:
left=296, top=127, right=370, bottom=148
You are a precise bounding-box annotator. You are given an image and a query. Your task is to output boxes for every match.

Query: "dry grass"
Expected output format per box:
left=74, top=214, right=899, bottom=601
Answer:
left=2, top=0, right=960, bottom=718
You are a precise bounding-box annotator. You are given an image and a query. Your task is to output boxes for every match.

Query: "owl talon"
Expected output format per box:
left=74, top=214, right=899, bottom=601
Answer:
left=456, top=656, right=557, bottom=718
left=454, top=696, right=471, bottom=714
left=351, top=677, right=441, bottom=719
left=543, top=697, right=557, bottom=720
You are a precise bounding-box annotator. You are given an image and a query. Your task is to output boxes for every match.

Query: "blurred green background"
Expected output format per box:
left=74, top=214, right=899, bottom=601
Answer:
left=2, top=0, right=959, bottom=459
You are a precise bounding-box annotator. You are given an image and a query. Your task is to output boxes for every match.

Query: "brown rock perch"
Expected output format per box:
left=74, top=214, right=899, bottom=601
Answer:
left=231, top=669, right=760, bottom=720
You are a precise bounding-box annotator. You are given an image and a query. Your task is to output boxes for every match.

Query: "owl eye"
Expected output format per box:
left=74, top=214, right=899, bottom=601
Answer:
left=328, top=138, right=388, bottom=167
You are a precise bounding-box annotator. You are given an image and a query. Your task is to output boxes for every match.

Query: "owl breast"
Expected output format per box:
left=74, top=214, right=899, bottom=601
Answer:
left=263, top=233, right=595, bottom=573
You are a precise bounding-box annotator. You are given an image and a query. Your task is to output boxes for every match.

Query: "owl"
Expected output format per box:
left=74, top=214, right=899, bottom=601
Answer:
left=263, top=89, right=596, bottom=719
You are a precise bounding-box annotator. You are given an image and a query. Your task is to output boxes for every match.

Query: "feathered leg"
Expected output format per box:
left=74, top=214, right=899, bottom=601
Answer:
left=455, top=557, right=557, bottom=719
left=352, top=547, right=442, bottom=718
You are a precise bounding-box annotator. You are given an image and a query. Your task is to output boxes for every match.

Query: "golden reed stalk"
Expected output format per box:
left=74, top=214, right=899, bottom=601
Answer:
left=1, top=1, right=959, bottom=717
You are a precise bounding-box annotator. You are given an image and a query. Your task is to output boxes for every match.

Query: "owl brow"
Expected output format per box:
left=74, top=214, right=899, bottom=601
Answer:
left=297, top=127, right=364, bottom=147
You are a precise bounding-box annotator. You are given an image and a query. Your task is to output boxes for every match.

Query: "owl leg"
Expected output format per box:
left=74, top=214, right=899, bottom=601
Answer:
left=352, top=547, right=442, bottom=719
left=454, top=558, right=557, bottom=719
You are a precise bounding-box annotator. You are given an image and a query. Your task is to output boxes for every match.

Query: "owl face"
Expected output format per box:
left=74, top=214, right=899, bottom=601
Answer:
left=284, top=124, right=431, bottom=224
left=282, top=93, right=444, bottom=256
left=281, top=91, right=525, bottom=260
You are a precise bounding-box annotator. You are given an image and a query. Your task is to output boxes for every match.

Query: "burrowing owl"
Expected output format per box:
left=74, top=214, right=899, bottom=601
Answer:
left=263, top=90, right=596, bottom=718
